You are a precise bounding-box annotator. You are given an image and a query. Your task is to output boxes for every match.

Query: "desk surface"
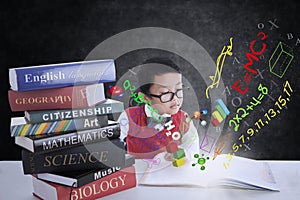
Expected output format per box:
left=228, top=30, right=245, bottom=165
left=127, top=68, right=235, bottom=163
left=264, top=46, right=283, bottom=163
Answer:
left=0, top=160, right=299, bottom=200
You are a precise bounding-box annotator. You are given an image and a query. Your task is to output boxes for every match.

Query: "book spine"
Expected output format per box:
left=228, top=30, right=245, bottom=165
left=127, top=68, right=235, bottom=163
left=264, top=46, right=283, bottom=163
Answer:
left=8, top=84, right=105, bottom=111
left=76, top=155, right=135, bottom=187
left=77, top=166, right=123, bottom=188
left=33, top=166, right=136, bottom=200
left=10, top=115, right=108, bottom=136
left=25, top=101, right=124, bottom=123
left=70, top=166, right=136, bottom=200
left=33, top=124, right=121, bottom=153
left=10, top=60, right=115, bottom=91
left=22, top=139, right=126, bottom=174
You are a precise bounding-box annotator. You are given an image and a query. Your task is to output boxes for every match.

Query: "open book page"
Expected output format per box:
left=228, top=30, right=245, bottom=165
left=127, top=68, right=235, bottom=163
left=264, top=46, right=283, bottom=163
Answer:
left=138, top=152, right=225, bottom=187
left=138, top=153, right=279, bottom=191
left=218, top=155, right=279, bottom=191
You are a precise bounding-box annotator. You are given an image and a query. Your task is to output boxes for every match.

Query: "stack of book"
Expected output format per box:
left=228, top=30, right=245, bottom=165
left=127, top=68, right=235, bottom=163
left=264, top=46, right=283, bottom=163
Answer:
left=8, top=60, right=136, bottom=199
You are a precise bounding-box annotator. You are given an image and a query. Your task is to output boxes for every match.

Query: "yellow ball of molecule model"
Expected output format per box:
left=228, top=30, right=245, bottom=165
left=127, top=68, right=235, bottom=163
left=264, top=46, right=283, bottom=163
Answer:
left=193, top=111, right=202, bottom=120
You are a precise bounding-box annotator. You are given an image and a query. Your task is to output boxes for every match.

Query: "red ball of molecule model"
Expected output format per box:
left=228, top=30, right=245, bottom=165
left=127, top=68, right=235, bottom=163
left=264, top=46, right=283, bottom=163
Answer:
left=109, top=85, right=123, bottom=97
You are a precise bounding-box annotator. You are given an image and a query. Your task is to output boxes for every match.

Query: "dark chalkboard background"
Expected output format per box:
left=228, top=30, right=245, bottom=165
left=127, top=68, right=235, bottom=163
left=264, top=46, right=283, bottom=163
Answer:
left=1, top=0, right=300, bottom=160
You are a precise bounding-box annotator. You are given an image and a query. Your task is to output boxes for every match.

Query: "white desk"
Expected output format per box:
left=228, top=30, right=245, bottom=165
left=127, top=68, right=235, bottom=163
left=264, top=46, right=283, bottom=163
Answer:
left=0, top=161, right=299, bottom=200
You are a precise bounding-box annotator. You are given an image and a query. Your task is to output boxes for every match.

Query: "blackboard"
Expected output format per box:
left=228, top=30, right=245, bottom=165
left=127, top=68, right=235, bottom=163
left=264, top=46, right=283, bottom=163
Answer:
left=1, top=0, right=300, bottom=160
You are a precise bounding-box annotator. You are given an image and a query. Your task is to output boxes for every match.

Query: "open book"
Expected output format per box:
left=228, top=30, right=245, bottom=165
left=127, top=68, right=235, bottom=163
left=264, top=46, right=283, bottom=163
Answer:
left=138, top=153, right=279, bottom=191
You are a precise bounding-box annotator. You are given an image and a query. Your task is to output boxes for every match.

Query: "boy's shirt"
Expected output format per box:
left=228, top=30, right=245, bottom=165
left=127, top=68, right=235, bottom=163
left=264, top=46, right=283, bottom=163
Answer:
left=118, top=105, right=200, bottom=159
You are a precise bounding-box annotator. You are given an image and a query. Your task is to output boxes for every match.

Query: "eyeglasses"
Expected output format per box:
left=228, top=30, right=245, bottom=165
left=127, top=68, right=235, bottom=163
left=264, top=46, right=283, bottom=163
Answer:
left=149, top=89, right=183, bottom=103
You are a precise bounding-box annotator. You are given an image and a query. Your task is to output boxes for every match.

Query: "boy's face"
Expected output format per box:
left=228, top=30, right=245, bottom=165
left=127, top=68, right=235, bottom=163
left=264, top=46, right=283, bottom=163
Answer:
left=148, top=72, right=183, bottom=115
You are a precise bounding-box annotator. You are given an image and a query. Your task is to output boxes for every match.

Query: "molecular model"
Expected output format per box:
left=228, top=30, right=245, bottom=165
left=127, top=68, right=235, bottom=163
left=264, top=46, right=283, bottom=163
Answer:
left=186, top=109, right=208, bottom=126
left=192, top=153, right=210, bottom=170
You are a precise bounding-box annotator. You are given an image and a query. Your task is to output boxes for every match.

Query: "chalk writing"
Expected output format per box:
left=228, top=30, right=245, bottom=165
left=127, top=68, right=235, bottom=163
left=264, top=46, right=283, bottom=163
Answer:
left=268, top=41, right=294, bottom=78
left=223, top=152, right=234, bottom=169
left=231, top=80, right=293, bottom=154
left=213, top=133, right=230, bottom=160
left=257, top=19, right=279, bottom=30
left=231, top=31, right=267, bottom=95
left=229, top=83, right=268, bottom=132
left=206, top=37, right=233, bottom=99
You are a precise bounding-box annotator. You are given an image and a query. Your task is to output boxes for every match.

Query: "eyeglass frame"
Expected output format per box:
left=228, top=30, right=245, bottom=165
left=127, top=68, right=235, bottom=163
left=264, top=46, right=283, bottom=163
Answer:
left=148, top=88, right=184, bottom=103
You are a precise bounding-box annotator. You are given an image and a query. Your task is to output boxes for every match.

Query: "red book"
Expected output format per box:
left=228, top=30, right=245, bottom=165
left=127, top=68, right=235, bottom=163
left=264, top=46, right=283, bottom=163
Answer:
left=32, top=166, right=136, bottom=200
left=8, top=83, right=106, bottom=111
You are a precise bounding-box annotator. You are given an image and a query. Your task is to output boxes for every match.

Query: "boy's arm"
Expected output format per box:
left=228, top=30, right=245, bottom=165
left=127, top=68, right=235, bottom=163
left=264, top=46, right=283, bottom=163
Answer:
left=180, top=120, right=200, bottom=157
left=117, top=111, right=129, bottom=142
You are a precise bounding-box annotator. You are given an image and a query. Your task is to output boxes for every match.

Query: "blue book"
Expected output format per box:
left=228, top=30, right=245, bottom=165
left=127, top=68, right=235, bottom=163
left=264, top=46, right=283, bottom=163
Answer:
left=9, top=59, right=115, bottom=91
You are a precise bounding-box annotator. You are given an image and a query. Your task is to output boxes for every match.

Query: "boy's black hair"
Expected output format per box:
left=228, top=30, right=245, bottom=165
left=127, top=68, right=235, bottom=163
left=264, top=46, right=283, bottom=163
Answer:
left=137, top=57, right=182, bottom=96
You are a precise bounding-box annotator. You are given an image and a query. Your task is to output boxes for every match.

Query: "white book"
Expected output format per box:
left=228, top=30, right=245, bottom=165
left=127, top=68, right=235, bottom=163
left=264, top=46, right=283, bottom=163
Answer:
left=138, top=153, right=279, bottom=191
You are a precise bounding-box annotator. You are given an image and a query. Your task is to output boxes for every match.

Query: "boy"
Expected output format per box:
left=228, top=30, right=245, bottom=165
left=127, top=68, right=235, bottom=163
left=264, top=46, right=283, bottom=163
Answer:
left=118, top=59, right=199, bottom=159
